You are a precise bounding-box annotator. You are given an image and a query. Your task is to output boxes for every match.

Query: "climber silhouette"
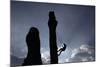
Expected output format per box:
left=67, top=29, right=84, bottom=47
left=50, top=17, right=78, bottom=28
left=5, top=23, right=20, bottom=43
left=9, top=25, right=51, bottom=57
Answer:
left=48, top=11, right=58, bottom=64
left=57, top=43, right=67, bottom=56
left=22, top=27, right=42, bottom=66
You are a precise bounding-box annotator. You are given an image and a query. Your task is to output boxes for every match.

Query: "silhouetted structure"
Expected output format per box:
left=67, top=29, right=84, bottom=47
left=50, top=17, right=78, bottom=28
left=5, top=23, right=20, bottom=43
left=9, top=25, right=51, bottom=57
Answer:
left=22, top=27, right=42, bottom=66
left=48, top=11, right=58, bottom=64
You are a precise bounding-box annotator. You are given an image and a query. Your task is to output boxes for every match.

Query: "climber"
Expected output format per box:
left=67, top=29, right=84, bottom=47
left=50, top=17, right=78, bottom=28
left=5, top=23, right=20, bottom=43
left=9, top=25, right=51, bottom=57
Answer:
left=57, top=43, right=67, bottom=56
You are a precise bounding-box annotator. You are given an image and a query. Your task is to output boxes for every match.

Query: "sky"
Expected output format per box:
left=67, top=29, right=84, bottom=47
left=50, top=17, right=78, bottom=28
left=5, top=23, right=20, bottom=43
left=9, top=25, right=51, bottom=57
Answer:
left=11, top=1, right=95, bottom=66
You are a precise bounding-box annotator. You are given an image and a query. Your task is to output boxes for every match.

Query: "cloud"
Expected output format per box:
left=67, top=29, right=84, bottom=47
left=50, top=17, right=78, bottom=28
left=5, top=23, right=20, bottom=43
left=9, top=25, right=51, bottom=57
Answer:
left=11, top=44, right=95, bottom=65
left=11, top=55, right=24, bottom=66
left=11, top=48, right=50, bottom=66
left=66, top=44, right=95, bottom=62
left=41, top=48, right=50, bottom=64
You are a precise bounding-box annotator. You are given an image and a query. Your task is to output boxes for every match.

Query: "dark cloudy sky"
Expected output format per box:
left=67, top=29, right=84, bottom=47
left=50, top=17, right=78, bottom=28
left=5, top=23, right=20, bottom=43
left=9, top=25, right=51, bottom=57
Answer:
left=11, top=1, right=95, bottom=65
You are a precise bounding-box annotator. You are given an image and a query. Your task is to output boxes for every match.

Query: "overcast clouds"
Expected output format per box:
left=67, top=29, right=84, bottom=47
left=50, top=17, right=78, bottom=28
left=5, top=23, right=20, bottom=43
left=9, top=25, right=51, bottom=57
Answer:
left=11, top=1, right=95, bottom=66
